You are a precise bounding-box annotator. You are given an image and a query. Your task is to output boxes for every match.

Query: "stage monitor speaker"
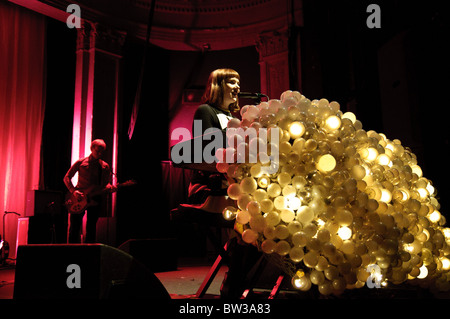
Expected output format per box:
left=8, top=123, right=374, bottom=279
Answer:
left=13, top=244, right=170, bottom=300
left=24, top=215, right=68, bottom=244
left=25, top=190, right=63, bottom=216
left=118, top=238, right=177, bottom=272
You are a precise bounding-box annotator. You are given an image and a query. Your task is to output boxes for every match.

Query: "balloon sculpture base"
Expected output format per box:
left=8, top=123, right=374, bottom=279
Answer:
left=218, top=90, right=450, bottom=297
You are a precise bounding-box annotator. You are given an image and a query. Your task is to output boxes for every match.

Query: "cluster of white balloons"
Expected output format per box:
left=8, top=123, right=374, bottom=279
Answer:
left=219, top=90, right=450, bottom=296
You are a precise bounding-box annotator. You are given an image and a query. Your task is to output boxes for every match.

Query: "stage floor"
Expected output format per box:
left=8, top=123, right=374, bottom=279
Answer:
left=0, top=257, right=226, bottom=300
left=0, top=264, right=15, bottom=299
left=154, top=257, right=227, bottom=299
left=3, top=257, right=450, bottom=300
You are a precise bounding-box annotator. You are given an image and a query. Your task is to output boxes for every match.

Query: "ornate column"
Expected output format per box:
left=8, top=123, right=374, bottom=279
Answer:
left=257, top=29, right=290, bottom=100
left=72, top=20, right=95, bottom=168
left=72, top=20, right=126, bottom=244
left=257, top=28, right=302, bottom=100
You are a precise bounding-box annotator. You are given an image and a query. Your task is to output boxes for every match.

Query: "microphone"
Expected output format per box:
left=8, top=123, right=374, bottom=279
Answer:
left=238, top=92, right=269, bottom=99
left=4, top=211, right=20, bottom=216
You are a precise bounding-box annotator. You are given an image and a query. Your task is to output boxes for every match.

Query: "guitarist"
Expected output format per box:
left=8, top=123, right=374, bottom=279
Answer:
left=63, top=139, right=116, bottom=243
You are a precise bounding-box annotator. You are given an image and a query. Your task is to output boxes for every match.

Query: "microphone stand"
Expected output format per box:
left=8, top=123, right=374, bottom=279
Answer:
left=1, top=211, right=20, bottom=265
left=255, top=94, right=269, bottom=105
left=238, top=92, right=269, bottom=105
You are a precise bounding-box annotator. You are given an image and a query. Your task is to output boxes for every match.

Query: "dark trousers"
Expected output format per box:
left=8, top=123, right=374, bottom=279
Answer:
left=220, top=237, right=262, bottom=298
left=68, top=199, right=100, bottom=243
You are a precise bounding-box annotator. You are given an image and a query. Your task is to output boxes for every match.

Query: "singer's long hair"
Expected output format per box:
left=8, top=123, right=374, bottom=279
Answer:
left=201, top=68, right=240, bottom=113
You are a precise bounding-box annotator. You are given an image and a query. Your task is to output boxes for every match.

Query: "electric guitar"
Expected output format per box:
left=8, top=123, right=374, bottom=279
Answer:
left=65, top=180, right=136, bottom=214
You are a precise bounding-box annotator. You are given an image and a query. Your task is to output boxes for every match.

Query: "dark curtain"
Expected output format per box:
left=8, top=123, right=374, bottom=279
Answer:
left=161, top=161, right=192, bottom=210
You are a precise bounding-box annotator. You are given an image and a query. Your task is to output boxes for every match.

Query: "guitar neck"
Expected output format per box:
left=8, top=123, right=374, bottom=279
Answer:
left=88, top=180, right=136, bottom=197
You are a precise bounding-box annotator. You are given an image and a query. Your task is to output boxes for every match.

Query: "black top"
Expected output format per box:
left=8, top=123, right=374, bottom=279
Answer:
left=189, top=104, right=234, bottom=191
left=192, top=104, right=233, bottom=134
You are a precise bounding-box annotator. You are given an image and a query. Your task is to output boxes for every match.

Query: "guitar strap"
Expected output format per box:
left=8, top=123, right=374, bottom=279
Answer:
left=97, top=160, right=102, bottom=185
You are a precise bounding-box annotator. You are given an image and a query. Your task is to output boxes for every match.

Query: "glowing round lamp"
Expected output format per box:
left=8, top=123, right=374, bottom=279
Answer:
left=324, top=115, right=341, bottom=131
left=222, top=206, right=237, bottom=221
left=428, top=210, right=441, bottom=223
left=337, top=226, right=352, bottom=240
left=257, top=175, right=270, bottom=188
left=417, top=188, right=428, bottom=199
left=400, top=189, right=410, bottom=201
left=289, top=122, right=305, bottom=139
left=380, top=189, right=392, bottom=203
left=292, top=270, right=309, bottom=290
left=441, top=257, right=450, bottom=271
left=426, top=183, right=435, bottom=195
left=317, top=154, right=336, bottom=173
left=377, top=154, right=391, bottom=166
left=342, top=112, right=356, bottom=123
left=280, top=209, right=295, bottom=223
left=417, top=265, right=428, bottom=279
left=411, top=165, right=423, bottom=177
left=285, top=196, right=301, bottom=211
left=366, top=148, right=378, bottom=161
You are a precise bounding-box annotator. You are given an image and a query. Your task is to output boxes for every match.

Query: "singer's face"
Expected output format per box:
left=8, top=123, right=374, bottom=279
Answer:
left=91, top=145, right=105, bottom=159
left=222, top=77, right=240, bottom=109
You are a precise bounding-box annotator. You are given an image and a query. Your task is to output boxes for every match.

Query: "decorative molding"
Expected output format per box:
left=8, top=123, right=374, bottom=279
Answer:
left=93, top=22, right=127, bottom=56
left=76, top=20, right=94, bottom=52
left=256, top=29, right=289, bottom=58
left=16, top=0, right=302, bottom=51
left=76, top=20, right=126, bottom=56
left=133, top=0, right=272, bottom=14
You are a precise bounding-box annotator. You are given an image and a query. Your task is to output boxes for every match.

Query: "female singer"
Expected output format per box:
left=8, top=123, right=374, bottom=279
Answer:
left=188, top=68, right=241, bottom=204
left=187, top=68, right=261, bottom=299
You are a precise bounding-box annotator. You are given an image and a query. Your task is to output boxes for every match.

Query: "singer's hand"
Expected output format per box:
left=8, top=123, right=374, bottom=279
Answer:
left=73, top=190, right=84, bottom=201
left=106, top=184, right=117, bottom=193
